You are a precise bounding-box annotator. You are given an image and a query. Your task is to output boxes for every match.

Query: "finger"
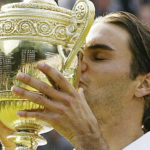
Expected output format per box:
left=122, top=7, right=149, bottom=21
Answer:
left=78, top=88, right=85, bottom=98
left=11, top=86, right=66, bottom=114
left=0, top=121, right=14, bottom=139
left=17, top=111, right=60, bottom=124
left=16, top=72, right=69, bottom=101
left=37, top=62, right=76, bottom=94
left=17, top=111, right=72, bottom=131
left=45, top=74, right=59, bottom=90
left=0, top=121, right=14, bottom=133
left=78, top=88, right=96, bottom=116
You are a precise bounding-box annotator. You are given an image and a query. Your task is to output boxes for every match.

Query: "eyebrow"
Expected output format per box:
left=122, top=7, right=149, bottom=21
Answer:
left=86, top=44, right=115, bottom=51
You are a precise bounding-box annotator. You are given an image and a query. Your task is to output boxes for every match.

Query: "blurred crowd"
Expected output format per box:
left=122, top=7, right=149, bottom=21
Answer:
left=60, top=0, right=150, bottom=26
left=0, top=0, right=150, bottom=25
left=0, top=0, right=150, bottom=150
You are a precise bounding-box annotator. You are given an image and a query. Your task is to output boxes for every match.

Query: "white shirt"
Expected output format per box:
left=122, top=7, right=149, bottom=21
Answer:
left=73, top=132, right=150, bottom=150
left=123, top=132, right=150, bottom=150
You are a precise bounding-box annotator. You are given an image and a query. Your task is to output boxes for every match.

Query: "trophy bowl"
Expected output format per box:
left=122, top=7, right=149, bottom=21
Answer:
left=0, top=0, right=95, bottom=149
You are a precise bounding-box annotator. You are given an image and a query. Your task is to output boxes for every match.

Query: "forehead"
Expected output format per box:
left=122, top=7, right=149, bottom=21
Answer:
left=85, top=22, right=132, bottom=67
left=86, top=22, right=130, bottom=50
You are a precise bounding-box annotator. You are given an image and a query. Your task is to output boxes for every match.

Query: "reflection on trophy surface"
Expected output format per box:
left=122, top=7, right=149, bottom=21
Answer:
left=0, top=0, right=95, bottom=149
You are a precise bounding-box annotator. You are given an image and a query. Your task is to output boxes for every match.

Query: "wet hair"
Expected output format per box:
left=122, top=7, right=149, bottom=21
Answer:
left=94, top=11, right=150, bottom=131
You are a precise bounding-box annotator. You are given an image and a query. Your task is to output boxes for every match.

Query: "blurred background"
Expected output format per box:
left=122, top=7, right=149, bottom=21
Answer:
left=0, top=0, right=150, bottom=150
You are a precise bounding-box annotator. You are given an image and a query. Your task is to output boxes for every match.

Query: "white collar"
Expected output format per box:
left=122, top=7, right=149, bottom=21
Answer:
left=123, top=132, right=150, bottom=150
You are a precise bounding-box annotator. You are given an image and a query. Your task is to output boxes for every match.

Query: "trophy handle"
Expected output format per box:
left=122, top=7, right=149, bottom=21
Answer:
left=64, top=0, right=95, bottom=69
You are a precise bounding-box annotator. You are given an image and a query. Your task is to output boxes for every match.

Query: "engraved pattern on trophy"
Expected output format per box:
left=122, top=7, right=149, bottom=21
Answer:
left=1, top=21, right=15, bottom=34
left=75, top=2, right=87, bottom=20
left=0, top=19, right=73, bottom=45
left=18, top=20, right=35, bottom=34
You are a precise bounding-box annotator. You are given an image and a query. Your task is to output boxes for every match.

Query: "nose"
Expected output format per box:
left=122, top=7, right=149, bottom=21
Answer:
left=81, top=57, right=88, bottom=73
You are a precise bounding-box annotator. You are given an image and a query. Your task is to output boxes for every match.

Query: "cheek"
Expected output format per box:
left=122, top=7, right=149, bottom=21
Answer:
left=86, top=60, right=132, bottom=98
left=86, top=70, right=133, bottom=107
left=89, top=59, right=131, bottom=79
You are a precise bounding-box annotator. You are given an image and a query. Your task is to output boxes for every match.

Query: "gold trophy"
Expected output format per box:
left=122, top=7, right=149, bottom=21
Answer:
left=0, top=0, right=95, bottom=149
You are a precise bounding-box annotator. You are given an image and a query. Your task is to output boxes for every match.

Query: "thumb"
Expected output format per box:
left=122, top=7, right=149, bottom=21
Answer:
left=0, top=121, right=14, bottom=136
left=78, top=88, right=86, bottom=99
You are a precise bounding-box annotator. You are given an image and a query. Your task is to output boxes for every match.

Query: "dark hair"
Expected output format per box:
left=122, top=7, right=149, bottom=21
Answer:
left=94, top=11, right=150, bottom=131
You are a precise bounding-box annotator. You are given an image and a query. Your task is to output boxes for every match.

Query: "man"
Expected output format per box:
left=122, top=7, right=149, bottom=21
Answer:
left=91, top=0, right=112, bottom=16
left=138, top=0, right=150, bottom=26
left=1, top=11, right=150, bottom=150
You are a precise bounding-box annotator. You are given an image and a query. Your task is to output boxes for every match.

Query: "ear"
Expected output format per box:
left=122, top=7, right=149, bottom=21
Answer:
left=135, top=73, right=150, bottom=98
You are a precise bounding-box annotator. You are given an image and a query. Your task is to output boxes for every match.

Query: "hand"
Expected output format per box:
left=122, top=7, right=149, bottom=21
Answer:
left=0, top=121, right=16, bottom=150
left=11, top=62, right=108, bottom=150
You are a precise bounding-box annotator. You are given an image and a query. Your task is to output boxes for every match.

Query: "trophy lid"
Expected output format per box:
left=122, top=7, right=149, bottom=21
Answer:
left=1, top=0, right=72, bottom=17
left=0, top=0, right=95, bottom=67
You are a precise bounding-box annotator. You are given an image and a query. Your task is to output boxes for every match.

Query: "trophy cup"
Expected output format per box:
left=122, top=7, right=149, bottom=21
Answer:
left=0, top=0, right=95, bottom=149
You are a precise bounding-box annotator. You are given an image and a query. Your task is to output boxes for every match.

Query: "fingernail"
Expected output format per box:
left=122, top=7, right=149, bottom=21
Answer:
left=37, top=62, right=45, bottom=68
left=17, top=72, right=25, bottom=79
left=11, top=86, right=21, bottom=93
left=78, top=87, right=83, bottom=92
left=17, top=111, right=24, bottom=116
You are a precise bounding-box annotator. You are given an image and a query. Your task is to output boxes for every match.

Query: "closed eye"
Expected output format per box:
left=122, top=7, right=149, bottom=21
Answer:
left=94, top=57, right=105, bottom=61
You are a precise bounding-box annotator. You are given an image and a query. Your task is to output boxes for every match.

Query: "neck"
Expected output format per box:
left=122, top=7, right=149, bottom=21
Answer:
left=100, top=120, right=144, bottom=150
left=96, top=98, right=145, bottom=150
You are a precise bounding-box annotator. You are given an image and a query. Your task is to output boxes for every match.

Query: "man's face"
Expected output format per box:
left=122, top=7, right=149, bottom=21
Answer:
left=79, top=23, right=139, bottom=122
